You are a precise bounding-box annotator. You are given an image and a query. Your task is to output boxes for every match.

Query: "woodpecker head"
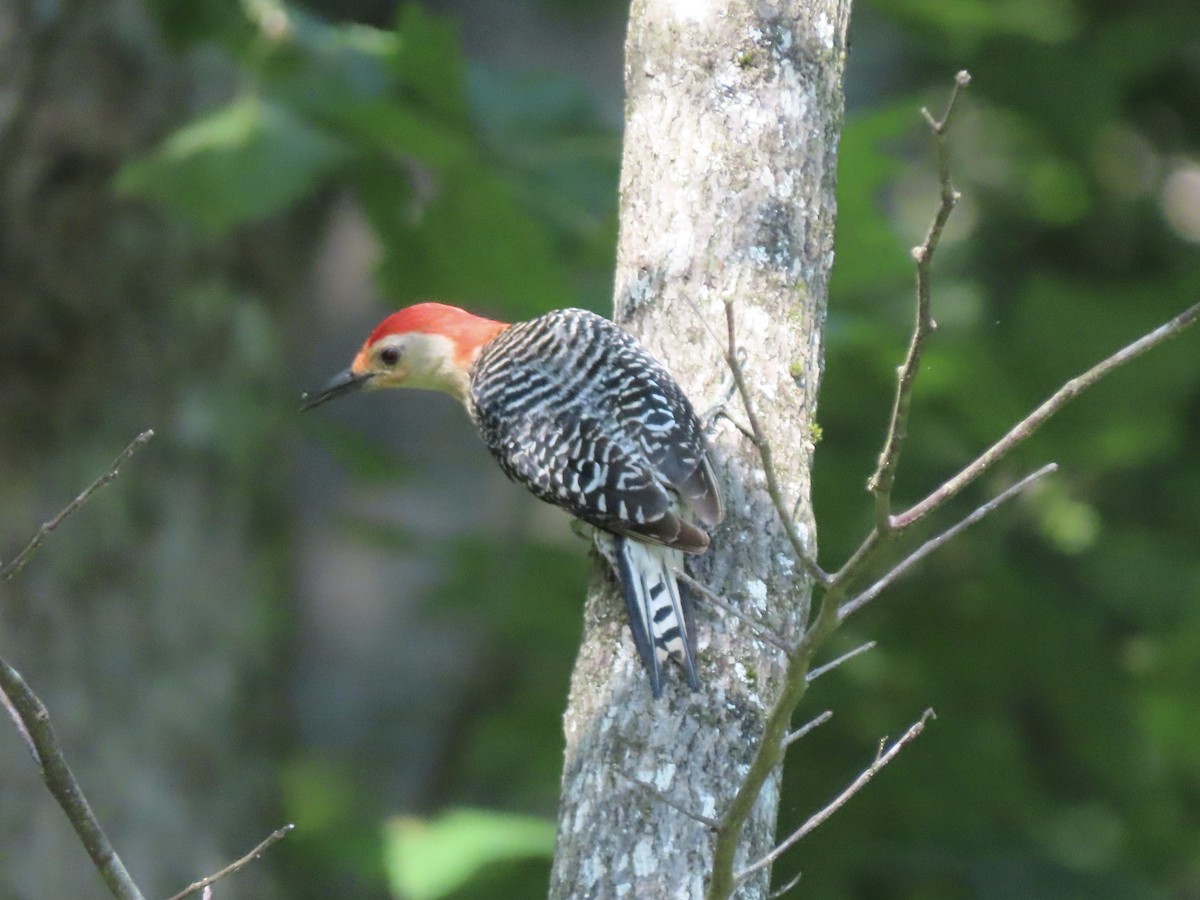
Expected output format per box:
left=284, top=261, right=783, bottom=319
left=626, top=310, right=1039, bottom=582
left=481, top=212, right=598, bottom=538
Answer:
left=302, top=303, right=508, bottom=409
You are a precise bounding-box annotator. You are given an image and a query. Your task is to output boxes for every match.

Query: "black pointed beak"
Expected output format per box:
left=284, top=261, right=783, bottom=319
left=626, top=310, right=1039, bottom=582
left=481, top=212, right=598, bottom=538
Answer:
left=301, top=369, right=372, bottom=411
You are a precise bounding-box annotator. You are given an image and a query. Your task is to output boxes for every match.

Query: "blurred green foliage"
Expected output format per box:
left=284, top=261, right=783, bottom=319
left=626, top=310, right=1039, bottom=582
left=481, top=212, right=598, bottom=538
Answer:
left=810, top=1, right=1200, bottom=898
left=384, top=808, right=555, bottom=900
left=123, top=0, right=1200, bottom=897
left=128, top=0, right=618, bottom=322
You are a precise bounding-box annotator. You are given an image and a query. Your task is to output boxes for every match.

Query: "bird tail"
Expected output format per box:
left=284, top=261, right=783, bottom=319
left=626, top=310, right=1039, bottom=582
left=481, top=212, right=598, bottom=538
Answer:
left=597, top=533, right=700, bottom=698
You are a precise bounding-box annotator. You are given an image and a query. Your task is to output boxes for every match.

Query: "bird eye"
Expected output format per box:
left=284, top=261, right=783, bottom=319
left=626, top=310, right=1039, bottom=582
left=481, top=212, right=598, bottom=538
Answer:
left=380, top=346, right=402, bottom=366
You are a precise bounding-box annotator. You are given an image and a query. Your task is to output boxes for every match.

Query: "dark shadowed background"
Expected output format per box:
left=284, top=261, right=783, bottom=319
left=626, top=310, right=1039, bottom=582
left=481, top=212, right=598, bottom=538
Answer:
left=1, top=0, right=1199, bottom=897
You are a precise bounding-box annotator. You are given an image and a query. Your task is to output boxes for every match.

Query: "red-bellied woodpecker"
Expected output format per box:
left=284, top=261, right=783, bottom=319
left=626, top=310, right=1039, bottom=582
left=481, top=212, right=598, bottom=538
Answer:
left=304, top=303, right=723, bottom=698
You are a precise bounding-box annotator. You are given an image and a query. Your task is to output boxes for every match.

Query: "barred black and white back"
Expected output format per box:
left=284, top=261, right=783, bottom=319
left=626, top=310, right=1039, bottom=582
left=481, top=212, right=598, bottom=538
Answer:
left=468, top=308, right=723, bottom=697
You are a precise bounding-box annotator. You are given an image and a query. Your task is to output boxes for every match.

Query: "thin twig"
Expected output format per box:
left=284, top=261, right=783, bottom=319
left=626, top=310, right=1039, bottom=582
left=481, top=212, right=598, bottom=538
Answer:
left=895, top=299, right=1200, bottom=529
left=676, top=569, right=793, bottom=654
left=735, top=709, right=935, bottom=886
left=706, top=297, right=849, bottom=899
left=1, top=430, right=154, bottom=580
left=723, top=300, right=830, bottom=588
left=782, top=710, right=832, bottom=748
left=841, top=463, right=1057, bottom=621
left=867, top=71, right=971, bottom=528
left=707, top=72, right=978, bottom=900
left=769, top=869, right=803, bottom=898
left=680, top=292, right=737, bottom=355
left=617, top=770, right=720, bottom=830
left=165, top=824, right=295, bottom=900
left=706, top=580, right=844, bottom=899
left=710, top=408, right=760, bottom=444
left=0, top=657, right=145, bottom=900
left=806, top=641, right=876, bottom=683
left=708, top=66, right=1200, bottom=899
left=0, top=681, right=36, bottom=759
left=699, top=359, right=743, bottom=431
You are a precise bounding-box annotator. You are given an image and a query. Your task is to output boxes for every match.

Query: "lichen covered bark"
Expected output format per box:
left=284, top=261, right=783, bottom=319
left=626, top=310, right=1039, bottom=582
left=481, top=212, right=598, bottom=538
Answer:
left=550, top=0, right=850, bottom=897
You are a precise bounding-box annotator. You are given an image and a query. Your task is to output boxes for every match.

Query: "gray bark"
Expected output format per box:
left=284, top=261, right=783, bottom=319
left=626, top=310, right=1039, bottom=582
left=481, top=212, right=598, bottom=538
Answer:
left=550, top=1, right=850, bottom=897
left=0, top=2, right=291, bottom=896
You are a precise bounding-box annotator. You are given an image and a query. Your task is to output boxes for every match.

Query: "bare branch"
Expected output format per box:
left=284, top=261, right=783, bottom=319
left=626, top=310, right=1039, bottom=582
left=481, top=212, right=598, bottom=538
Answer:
left=782, top=710, right=832, bottom=748
left=706, top=68, right=1196, bottom=900
left=723, top=300, right=829, bottom=588
left=807, top=642, right=876, bottom=683
left=895, top=299, right=1200, bottom=529
left=867, top=72, right=970, bottom=528
left=1, top=430, right=155, bottom=580
left=841, top=464, right=1056, bottom=621
left=165, top=824, right=295, bottom=900
left=0, top=430, right=160, bottom=899
left=735, top=709, right=935, bottom=886
left=0, top=657, right=145, bottom=900
left=676, top=569, right=793, bottom=654
left=706, top=586, right=845, bottom=899
left=617, top=770, right=720, bottom=830
left=768, top=869, right=803, bottom=898
left=709, top=408, right=760, bottom=445
left=0, top=680, right=36, bottom=759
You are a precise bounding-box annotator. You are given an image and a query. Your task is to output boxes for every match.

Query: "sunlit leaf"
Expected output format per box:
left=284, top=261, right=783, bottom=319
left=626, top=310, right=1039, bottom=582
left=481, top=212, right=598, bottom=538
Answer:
left=116, top=94, right=348, bottom=231
left=384, top=808, right=555, bottom=900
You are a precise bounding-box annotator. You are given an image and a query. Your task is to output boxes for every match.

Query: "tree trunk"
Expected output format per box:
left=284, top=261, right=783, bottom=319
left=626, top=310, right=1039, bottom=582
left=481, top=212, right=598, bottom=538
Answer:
left=0, top=1, right=294, bottom=896
left=550, top=1, right=850, bottom=897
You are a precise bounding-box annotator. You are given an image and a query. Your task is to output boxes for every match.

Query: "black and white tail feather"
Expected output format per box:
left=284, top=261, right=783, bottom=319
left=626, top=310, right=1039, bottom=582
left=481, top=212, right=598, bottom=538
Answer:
left=596, top=534, right=700, bottom=698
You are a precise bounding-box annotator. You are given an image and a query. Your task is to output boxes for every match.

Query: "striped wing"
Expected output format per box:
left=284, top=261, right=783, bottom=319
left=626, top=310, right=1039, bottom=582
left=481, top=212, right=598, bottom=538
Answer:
left=470, top=309, right=720, bottom=550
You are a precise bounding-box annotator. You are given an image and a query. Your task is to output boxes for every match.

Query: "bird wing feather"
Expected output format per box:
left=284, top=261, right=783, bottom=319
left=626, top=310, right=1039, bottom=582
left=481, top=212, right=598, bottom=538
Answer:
left=470, top=309, right=721, bottom=545
left=485, top=414, right=709, bottom=552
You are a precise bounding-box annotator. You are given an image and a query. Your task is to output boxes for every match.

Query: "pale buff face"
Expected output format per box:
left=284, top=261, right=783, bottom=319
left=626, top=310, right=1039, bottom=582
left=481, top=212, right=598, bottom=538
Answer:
left=352, top=331, right=471, bottom=400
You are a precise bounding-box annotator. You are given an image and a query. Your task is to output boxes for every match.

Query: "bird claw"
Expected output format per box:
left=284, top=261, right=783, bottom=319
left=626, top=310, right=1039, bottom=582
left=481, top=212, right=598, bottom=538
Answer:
left=700, top=369, right=739, bottom=433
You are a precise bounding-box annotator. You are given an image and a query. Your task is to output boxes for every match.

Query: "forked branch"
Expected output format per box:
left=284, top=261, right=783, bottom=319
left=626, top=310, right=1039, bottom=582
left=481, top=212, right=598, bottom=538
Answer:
left=701, top=68, right=1200, bottom=900
left=893, top=300, right=1200, bottom=529
left=841, top=463, right=1057, bottom=620
left=734, top=709, right=935, bottom=886
left=0, top=431, right=156, bottom=899
left=1, top=429, right=289, bottom=898
left=868, top=71, right=971, bottom=528
left=723, top=299, right=830, bottom=590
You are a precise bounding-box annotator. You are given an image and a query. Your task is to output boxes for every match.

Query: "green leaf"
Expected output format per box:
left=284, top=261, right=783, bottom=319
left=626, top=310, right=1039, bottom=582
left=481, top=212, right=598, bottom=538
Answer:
left=116, top=94, right=348, bottom=232
left=258, top=12, right=403, bottom=119
left=383, top=808, right=555, bottom=900
left=144, top=0, right=250, bottom=49
left=470, top=68, right=621, bottom=250
left=360, top=161, right=571, bottom=318
left=335, top=100, right=473, bottom=167
left=392, top=4, right=470, bottom=126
